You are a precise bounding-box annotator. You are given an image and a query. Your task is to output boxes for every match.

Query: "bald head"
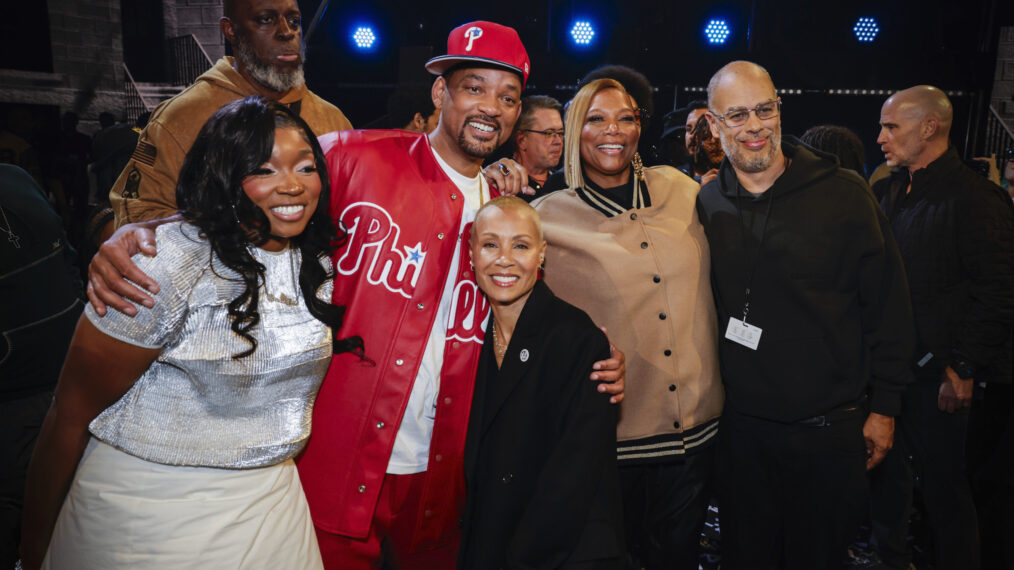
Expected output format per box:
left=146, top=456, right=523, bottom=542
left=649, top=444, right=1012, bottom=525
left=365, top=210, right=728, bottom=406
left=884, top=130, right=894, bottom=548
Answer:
left=877, top=85, right=952, bottom=171
left=707, top=61, right=776, bottom=109
left=884, top=85, right=953, bottom=137
left=705, top=60, right=785, bottom=181
left=472, top=196, right=543, bottom=242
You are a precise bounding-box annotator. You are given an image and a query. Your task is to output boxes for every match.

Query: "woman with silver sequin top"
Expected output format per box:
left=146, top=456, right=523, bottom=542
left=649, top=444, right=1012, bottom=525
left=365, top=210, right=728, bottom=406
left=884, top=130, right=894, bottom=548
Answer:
left=19, top=97, right=360, bottom=570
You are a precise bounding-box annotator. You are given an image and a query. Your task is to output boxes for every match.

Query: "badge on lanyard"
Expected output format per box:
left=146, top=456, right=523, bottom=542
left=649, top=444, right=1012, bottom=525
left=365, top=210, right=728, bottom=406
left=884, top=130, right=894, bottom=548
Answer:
left=727, top=186, right=774, bottom=352
left=725, top=317, right=762, bottom=350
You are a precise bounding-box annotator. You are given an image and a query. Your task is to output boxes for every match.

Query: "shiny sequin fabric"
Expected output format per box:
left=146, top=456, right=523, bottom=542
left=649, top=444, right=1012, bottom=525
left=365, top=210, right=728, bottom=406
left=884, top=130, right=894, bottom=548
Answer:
left=84, top=222, right=333, bottom=469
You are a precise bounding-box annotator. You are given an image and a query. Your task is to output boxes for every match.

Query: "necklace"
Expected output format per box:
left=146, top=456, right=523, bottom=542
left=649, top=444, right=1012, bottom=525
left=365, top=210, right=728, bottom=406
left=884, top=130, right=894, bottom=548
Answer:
left=0, top=206, right=21, bottom=248
left=492, top=320, right=508, bottom=361
left=262, top=245, right=299, bottom=306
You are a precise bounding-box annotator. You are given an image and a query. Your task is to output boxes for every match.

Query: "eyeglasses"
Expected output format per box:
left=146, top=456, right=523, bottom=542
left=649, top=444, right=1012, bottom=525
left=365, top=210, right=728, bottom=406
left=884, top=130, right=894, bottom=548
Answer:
left=710, top=99, right=782, bottom=127
left=521, top=129, right=565, bottom=141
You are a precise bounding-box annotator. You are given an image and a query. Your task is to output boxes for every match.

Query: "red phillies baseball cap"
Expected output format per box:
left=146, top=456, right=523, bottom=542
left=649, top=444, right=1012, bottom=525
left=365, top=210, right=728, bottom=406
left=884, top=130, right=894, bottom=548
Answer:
left=425, top=21, right=530, bottom=87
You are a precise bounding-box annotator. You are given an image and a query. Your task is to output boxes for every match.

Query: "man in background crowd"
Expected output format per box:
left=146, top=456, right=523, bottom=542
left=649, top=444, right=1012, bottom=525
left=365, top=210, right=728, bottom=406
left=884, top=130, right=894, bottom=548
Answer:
left=870, top=85, right=1014, bottom=570
left=511, top=95, right=563, bottom=196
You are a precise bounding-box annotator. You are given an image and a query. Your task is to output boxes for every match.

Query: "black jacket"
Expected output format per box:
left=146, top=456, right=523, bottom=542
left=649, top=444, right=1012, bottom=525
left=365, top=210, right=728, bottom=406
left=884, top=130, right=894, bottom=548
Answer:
left=460, top=281, right=622, bottom=569
left=697, top=138, right=915, bottom=421
left=0, top=164, right=84, bottom=399
left=873, top=147, right=1014, bottom=383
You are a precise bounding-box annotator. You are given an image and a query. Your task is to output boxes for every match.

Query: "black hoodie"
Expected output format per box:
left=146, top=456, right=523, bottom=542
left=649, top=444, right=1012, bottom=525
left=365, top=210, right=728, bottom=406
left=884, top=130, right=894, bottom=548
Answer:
left=697, top=137, right=914, bottom=422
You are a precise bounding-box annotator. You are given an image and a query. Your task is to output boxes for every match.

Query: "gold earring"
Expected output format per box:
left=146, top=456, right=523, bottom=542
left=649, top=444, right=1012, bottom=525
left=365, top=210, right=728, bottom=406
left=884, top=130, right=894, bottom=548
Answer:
left=632, top=152, right=645, bottom=181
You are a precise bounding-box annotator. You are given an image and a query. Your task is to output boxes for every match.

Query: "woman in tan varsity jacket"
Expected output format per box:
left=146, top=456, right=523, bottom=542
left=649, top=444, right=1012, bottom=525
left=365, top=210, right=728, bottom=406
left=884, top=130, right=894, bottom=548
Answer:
left=531, top=78, right=723, bottom=570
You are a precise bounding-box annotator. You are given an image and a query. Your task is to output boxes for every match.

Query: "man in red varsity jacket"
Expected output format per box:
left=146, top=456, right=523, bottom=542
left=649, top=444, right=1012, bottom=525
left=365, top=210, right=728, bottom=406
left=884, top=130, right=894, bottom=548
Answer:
left=300, top=22, right=628, bottom=568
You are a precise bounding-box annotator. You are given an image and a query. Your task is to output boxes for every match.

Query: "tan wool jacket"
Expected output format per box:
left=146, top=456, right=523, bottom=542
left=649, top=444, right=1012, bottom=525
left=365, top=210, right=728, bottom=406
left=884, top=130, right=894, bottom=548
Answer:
left=533, top=166, right=724, bottom=463
left=110, top=57, right=353, bottom=226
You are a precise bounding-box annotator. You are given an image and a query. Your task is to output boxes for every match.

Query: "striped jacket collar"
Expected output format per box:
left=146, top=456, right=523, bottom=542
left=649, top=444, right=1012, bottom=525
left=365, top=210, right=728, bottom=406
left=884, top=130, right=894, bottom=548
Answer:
left=574, top=174, right=650, bottom=217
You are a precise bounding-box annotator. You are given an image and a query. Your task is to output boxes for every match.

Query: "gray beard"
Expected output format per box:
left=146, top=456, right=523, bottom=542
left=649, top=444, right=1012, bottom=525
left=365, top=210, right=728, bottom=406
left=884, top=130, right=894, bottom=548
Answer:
left=233, top=37, right=305, bottom=93
left=722, top=130, right=781, bottom=174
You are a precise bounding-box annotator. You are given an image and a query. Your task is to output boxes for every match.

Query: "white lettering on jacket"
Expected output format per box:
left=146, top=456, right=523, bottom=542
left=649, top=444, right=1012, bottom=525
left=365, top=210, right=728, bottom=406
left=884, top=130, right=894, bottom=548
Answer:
left=336, top=203, right=489, bottom=345
left=338, top=202, right=425, bottom=298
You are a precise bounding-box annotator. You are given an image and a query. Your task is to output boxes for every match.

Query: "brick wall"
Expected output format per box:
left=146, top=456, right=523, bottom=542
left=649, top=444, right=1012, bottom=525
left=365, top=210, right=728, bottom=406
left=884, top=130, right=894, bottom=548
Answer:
left=166, top=0, right=226, bottom=62
left=0, top=0, right=124, bottom=130
left=991, top=26, right=1014, bottom=120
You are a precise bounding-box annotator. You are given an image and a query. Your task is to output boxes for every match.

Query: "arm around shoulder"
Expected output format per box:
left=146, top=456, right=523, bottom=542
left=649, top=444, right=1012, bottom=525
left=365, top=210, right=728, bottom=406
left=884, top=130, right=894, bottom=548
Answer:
left=87, top=214, right=182, bottom=316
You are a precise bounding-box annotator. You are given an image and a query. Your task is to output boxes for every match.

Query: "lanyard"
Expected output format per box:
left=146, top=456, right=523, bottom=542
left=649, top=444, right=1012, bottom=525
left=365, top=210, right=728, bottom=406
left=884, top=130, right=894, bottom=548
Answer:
left=734, top=184, right=775, bottom=325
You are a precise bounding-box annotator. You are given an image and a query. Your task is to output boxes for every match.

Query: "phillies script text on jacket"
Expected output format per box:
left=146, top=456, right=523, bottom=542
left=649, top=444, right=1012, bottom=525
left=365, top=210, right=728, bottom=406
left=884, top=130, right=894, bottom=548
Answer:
left=296, top=130, right=489, bottom=552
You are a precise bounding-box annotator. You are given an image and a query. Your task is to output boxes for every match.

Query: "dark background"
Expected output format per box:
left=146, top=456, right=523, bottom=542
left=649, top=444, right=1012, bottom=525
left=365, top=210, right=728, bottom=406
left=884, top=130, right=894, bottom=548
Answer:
left=299, top=0, right=1012, bottom=168
left=3, top=0, right=1010, bottom=170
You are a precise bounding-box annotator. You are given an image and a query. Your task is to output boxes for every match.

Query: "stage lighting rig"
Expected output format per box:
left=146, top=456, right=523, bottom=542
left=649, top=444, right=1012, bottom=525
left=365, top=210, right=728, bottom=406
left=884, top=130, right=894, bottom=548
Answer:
left=352, top=26, right=376, bottom=50
left=570, top=20, right=596, bottom=46
left=853, top=18, right=879, bottom=43
left=704, top=19, right=731, bottom=45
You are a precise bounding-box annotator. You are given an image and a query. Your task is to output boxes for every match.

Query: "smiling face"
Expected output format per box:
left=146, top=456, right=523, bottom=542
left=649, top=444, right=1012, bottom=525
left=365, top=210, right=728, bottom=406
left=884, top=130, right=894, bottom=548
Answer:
left=223, top=0, right=305, bottom=94
left=579, top=88, right=641, bottom=187
left=469, top=204, right=546, bottom=313
left=241, top=127, right=321, bottom=251
left=708, top=73, right=782, bottom=174
left=432, top=67, right=523, bottom=164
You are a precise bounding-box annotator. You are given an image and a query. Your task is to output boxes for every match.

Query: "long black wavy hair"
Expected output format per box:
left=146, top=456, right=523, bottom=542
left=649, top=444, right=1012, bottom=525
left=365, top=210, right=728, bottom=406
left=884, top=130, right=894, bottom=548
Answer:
left=175, top=96, right=363, bottom=358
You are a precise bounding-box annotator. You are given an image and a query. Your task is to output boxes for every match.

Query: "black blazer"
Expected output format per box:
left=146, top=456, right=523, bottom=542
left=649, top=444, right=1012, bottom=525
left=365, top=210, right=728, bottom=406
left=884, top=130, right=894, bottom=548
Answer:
left=460, top=281, right=623, bottom=569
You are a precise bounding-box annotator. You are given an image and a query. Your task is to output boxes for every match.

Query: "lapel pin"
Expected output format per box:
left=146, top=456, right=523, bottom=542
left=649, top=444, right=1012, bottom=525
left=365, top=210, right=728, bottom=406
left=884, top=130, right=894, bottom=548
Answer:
left=519, top=349, right=530, bottom=362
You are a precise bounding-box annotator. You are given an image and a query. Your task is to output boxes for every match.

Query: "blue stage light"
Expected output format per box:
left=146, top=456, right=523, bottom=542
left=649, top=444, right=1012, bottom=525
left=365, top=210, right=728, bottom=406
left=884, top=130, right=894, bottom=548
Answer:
left=853, top=17, right=879, bottom=43
left=704, top=19, right=731, bottom=45
left=352, top=26, right=376, bottom=50
left=570, top=21, right=595, bottom=46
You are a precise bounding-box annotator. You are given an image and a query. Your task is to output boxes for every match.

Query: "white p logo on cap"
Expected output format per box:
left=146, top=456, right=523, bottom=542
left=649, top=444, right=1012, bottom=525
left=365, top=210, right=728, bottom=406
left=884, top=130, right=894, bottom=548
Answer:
left=464, top=26, right=483, bottom=51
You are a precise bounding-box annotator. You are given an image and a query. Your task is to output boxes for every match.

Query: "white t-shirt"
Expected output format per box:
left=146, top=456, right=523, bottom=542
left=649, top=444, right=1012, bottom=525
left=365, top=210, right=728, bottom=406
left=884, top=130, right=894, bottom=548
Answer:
left=386, top=146, right=489, bottom=474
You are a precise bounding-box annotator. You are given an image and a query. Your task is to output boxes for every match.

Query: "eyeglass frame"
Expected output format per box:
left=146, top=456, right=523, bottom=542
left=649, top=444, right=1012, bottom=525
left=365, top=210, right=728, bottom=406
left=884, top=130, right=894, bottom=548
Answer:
left=520, top=128, right=566, bottom=140
left=709, top=98, right=782, bottom=128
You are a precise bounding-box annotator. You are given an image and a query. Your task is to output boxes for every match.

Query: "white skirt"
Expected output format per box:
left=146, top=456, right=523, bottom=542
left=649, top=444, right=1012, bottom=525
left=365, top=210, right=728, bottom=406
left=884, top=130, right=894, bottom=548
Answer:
left=43, top=438, right=323, bottom=569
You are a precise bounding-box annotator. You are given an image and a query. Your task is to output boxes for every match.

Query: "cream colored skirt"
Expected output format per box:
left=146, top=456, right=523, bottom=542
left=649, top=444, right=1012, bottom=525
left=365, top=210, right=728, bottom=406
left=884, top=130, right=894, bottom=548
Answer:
left=43, top=438, right=323, bottom=569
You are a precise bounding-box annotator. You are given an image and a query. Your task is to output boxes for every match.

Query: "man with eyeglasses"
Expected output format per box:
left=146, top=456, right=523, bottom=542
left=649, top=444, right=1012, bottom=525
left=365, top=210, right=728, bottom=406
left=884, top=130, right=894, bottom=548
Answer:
left=511, top=95, right=565, bottom=199
left=696, top=60, right=915, bottom=569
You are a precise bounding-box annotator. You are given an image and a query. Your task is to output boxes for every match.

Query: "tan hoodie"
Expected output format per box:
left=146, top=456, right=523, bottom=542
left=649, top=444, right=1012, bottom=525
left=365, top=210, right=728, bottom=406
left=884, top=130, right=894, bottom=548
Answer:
left=109, top=57, right=352, bottom=226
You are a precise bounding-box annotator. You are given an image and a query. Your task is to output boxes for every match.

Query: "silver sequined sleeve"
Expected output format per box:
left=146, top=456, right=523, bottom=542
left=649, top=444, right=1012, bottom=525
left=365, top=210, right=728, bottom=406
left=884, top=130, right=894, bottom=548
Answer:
left=84, top=223, right=207, bottom=348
